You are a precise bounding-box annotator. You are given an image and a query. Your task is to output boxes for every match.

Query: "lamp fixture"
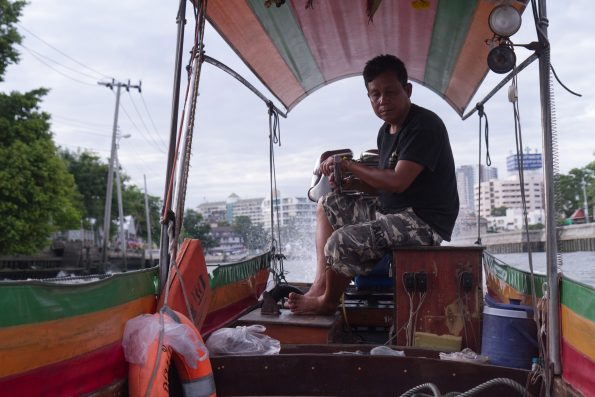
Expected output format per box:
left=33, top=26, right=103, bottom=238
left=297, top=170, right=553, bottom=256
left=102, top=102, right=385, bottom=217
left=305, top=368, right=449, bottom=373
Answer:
left=488, top=5, right=522, bottom=37
left=487, top=5, right=522, bottom=74
left=487, top=43, right=517, bottom=74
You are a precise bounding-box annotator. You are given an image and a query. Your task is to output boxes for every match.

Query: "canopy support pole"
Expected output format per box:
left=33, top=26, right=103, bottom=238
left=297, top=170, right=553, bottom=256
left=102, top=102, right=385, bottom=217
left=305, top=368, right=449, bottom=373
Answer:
left=536, top=0, right=562, bottom=377
left=159, top=0, right=187, bottom=292
left=203, top=55, right=288, bottom=118
left=462, top=52, right=538, bottom=120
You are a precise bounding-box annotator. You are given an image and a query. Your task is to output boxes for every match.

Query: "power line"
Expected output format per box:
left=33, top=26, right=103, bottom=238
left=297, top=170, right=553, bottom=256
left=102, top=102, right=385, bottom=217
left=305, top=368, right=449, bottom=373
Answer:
left=52, top=114, right=112, bottom=129
left=126, top=91, right=167, bottom=152
left=18, top=23, right=113, bottom=80
left=52, top=126, right=111, bottom=138
left=21, top=44, right=98, bottom=87
left=119, top=99, right=167, bottom=154
left=119, top=102, right=165, bottom=154
left=139, top=92, right=168, bottom=147
left=19, top=43, right=99, bottom=80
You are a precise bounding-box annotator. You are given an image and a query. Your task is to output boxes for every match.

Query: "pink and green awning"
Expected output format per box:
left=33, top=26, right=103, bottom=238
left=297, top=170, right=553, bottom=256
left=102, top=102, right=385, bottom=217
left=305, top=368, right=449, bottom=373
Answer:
left=207, top=0, right=526, bottom=116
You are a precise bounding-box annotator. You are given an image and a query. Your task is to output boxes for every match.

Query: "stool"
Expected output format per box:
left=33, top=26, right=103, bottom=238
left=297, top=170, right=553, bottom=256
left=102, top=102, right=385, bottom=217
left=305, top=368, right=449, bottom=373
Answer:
left=354, top=253, right=393, bottom=292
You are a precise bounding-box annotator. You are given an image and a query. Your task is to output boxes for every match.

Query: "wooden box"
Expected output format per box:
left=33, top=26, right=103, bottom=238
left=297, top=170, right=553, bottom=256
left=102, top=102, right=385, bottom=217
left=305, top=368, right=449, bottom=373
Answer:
left=236, top=308, right=341, bottom=344
left=393, top=246, right=483, bottom=352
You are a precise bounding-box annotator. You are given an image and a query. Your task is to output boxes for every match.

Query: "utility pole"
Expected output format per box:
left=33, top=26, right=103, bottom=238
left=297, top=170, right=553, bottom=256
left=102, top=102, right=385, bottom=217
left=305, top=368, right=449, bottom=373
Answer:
left=115, top=154, right=127, bottom=271
left=99, top=79, right=141, bottom=271
left=144, top=174, right=153, bottom=265
left=582, top=176, right=590, bottom=223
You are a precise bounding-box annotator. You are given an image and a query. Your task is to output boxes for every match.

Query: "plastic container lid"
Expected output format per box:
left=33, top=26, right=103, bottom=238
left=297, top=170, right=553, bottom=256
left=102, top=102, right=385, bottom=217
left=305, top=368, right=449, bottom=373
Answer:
left=484, top=294, right=534, bottom=316
left=483, top=305, right=530, bottom=319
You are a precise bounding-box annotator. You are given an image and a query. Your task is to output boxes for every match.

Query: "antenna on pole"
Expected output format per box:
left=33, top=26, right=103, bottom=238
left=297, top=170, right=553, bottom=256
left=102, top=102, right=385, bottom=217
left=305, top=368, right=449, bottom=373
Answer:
left=98, top=79, right=142, bottom=272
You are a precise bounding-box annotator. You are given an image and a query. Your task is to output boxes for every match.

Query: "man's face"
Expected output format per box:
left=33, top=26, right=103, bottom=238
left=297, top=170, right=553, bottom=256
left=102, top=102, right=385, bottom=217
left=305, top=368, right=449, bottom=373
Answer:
left=366, top=71, right=412, bottom=125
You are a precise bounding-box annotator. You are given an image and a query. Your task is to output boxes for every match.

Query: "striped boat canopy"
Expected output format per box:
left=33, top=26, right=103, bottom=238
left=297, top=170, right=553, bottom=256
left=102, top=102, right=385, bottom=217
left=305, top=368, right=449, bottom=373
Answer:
left=207, top=0, right=527, bottom=116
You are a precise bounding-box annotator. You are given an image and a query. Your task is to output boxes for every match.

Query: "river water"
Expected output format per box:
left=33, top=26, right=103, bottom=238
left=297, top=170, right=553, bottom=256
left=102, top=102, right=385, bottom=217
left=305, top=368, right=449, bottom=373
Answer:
left=282, top=251, right=595, bottom=287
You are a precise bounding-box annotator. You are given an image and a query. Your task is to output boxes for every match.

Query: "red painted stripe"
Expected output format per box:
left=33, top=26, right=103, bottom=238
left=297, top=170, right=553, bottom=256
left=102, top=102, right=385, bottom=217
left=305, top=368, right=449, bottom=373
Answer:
left=291, top=1, right=435, bottom=85
left=0, top=342, right=126, bottom=396
left=561, top=337, right=595, bottom=397
left=202, top=276, right=267, bottom=336
left=201, top=294, right=261, bottom=337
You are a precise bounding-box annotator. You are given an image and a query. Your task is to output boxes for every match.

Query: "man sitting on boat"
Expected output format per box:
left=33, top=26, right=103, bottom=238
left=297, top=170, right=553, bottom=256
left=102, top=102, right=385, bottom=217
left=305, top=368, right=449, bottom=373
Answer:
left=288, top=54, right=459, bottom=314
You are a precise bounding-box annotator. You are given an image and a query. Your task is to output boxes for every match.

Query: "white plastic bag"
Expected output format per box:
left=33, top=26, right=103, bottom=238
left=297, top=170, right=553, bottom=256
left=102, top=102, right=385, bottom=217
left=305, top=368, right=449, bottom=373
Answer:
left=206, top=325, right=281, bottom=356
left=122, top=312, right=208, bottom=368
left=439, top=348, right=488, bottom=363
left=370, top=346, right=405, bottom=357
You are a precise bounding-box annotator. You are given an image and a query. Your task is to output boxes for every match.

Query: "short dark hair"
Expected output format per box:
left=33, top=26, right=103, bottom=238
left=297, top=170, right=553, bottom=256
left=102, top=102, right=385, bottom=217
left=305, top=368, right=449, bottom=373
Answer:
left=363, top=54, right=408, bottom=87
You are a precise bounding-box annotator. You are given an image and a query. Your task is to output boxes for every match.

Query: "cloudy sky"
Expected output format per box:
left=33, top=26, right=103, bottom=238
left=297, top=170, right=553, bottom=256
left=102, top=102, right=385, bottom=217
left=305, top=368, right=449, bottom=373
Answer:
left=2, top=1, right=593, bottom=209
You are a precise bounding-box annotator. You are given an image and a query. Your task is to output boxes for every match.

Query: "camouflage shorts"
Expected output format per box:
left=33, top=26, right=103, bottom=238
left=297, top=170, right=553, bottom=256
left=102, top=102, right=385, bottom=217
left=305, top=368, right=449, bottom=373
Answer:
left=322, top=192, right=441, bottom=277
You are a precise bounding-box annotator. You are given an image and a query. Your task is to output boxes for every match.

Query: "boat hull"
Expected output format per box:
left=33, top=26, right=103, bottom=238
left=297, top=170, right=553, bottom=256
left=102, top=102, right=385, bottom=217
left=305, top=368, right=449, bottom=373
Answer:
left=0, top=268, right=157, bottom=396
left=484, top=251, right=595, bottom=397
left=210, top=345, right=541, bottom=396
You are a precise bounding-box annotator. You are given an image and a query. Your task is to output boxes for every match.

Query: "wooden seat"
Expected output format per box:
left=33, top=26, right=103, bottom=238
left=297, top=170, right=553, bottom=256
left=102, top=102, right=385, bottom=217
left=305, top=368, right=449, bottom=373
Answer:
left=236, top=308, right=342, bottom=344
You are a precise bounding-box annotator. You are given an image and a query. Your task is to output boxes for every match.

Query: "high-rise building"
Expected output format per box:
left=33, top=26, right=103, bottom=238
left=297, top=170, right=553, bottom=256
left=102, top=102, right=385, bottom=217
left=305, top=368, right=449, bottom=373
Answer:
left=456, top=164, right=498, bottom=211
left=506, top=149, right=542, bottom=176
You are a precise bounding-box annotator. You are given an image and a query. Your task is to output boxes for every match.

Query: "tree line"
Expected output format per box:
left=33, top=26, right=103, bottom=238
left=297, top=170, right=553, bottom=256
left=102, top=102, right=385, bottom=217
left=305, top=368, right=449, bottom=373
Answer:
left=558, top=157, right=594, bottom=220
left=0, top=1, right=163, bottom=255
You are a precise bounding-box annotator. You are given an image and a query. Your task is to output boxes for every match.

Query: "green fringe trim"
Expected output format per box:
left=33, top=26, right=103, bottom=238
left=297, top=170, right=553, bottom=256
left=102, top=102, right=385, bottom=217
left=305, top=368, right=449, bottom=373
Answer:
left=483, top=251, right=546, bottom=298
left=210, top=252, right=271, bottom=289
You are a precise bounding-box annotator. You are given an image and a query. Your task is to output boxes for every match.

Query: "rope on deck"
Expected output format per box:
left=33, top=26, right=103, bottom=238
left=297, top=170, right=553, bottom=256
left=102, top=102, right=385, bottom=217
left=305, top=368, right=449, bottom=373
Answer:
left=398, top=377, right=532, bottom=397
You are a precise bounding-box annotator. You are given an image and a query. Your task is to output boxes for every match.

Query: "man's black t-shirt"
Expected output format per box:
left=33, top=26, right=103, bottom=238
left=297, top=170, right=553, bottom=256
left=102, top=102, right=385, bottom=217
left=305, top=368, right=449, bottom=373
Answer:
left=376, top=104, right=459, bottom=241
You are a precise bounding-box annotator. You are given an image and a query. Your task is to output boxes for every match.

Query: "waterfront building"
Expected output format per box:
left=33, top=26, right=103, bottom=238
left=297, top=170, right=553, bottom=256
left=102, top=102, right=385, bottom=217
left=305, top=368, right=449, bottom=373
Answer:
left=209, top=225, right=245, bottom=256
left=197, top=200, right=227, bottom=224
left=197, top=194, right=265, bottom=226
left=228, top=196, right=265, bottom=225
left=198, top=192, right=316, bottom=232
left=474, top=174, right=544, bottom=218
left=261, top=195, right=316, bottom=231
left=485, top=208, right=545, bottom=232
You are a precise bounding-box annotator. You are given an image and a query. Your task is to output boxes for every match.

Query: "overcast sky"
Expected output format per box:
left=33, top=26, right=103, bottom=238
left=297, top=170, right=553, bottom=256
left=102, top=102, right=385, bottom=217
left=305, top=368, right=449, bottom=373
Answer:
left=2, top=1, right=593, bottom=210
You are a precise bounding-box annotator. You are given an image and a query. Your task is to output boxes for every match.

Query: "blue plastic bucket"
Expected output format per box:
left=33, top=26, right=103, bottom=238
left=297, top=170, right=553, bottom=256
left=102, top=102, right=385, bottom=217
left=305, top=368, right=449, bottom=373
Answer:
left=481, top=304, right=538, bottom=369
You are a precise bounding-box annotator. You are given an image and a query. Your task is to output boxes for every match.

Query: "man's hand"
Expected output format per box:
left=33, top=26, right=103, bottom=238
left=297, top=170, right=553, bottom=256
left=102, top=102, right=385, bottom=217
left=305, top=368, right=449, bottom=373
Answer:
left=320, top=155, right=336, bottom=176
left=323, top=156, right=351, bottom=192
left=328, top=172, right=338, bottom=191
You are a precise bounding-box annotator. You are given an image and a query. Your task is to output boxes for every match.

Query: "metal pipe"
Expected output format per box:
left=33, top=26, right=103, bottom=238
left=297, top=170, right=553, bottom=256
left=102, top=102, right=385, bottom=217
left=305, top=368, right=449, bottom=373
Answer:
left=159, top=0, right=187, bottom=292
left=462, top=53, right=538, bottom=120
left=203, top=55, right=288, bottom=118
left=537, top=0, right=561, bottom=376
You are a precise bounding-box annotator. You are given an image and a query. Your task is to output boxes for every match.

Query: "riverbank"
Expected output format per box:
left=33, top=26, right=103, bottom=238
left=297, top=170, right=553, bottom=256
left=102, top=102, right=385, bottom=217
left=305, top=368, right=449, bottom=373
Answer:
left=282, top=250, right=595, bottom=287
left=451, top=223, right=595, bottom=253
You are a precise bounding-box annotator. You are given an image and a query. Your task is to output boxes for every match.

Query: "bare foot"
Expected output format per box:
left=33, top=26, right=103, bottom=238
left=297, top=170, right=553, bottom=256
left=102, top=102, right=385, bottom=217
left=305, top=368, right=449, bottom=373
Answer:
left=302, top=270, right=327, bottom=298
left=303, top=283, right=325, bottom=298
left=287, top=292, right=337, bottom=315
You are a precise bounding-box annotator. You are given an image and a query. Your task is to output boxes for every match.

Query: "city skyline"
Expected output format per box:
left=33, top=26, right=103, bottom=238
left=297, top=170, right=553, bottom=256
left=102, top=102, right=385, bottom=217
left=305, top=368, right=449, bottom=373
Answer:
left=2, top=2, right=592, bottom=208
